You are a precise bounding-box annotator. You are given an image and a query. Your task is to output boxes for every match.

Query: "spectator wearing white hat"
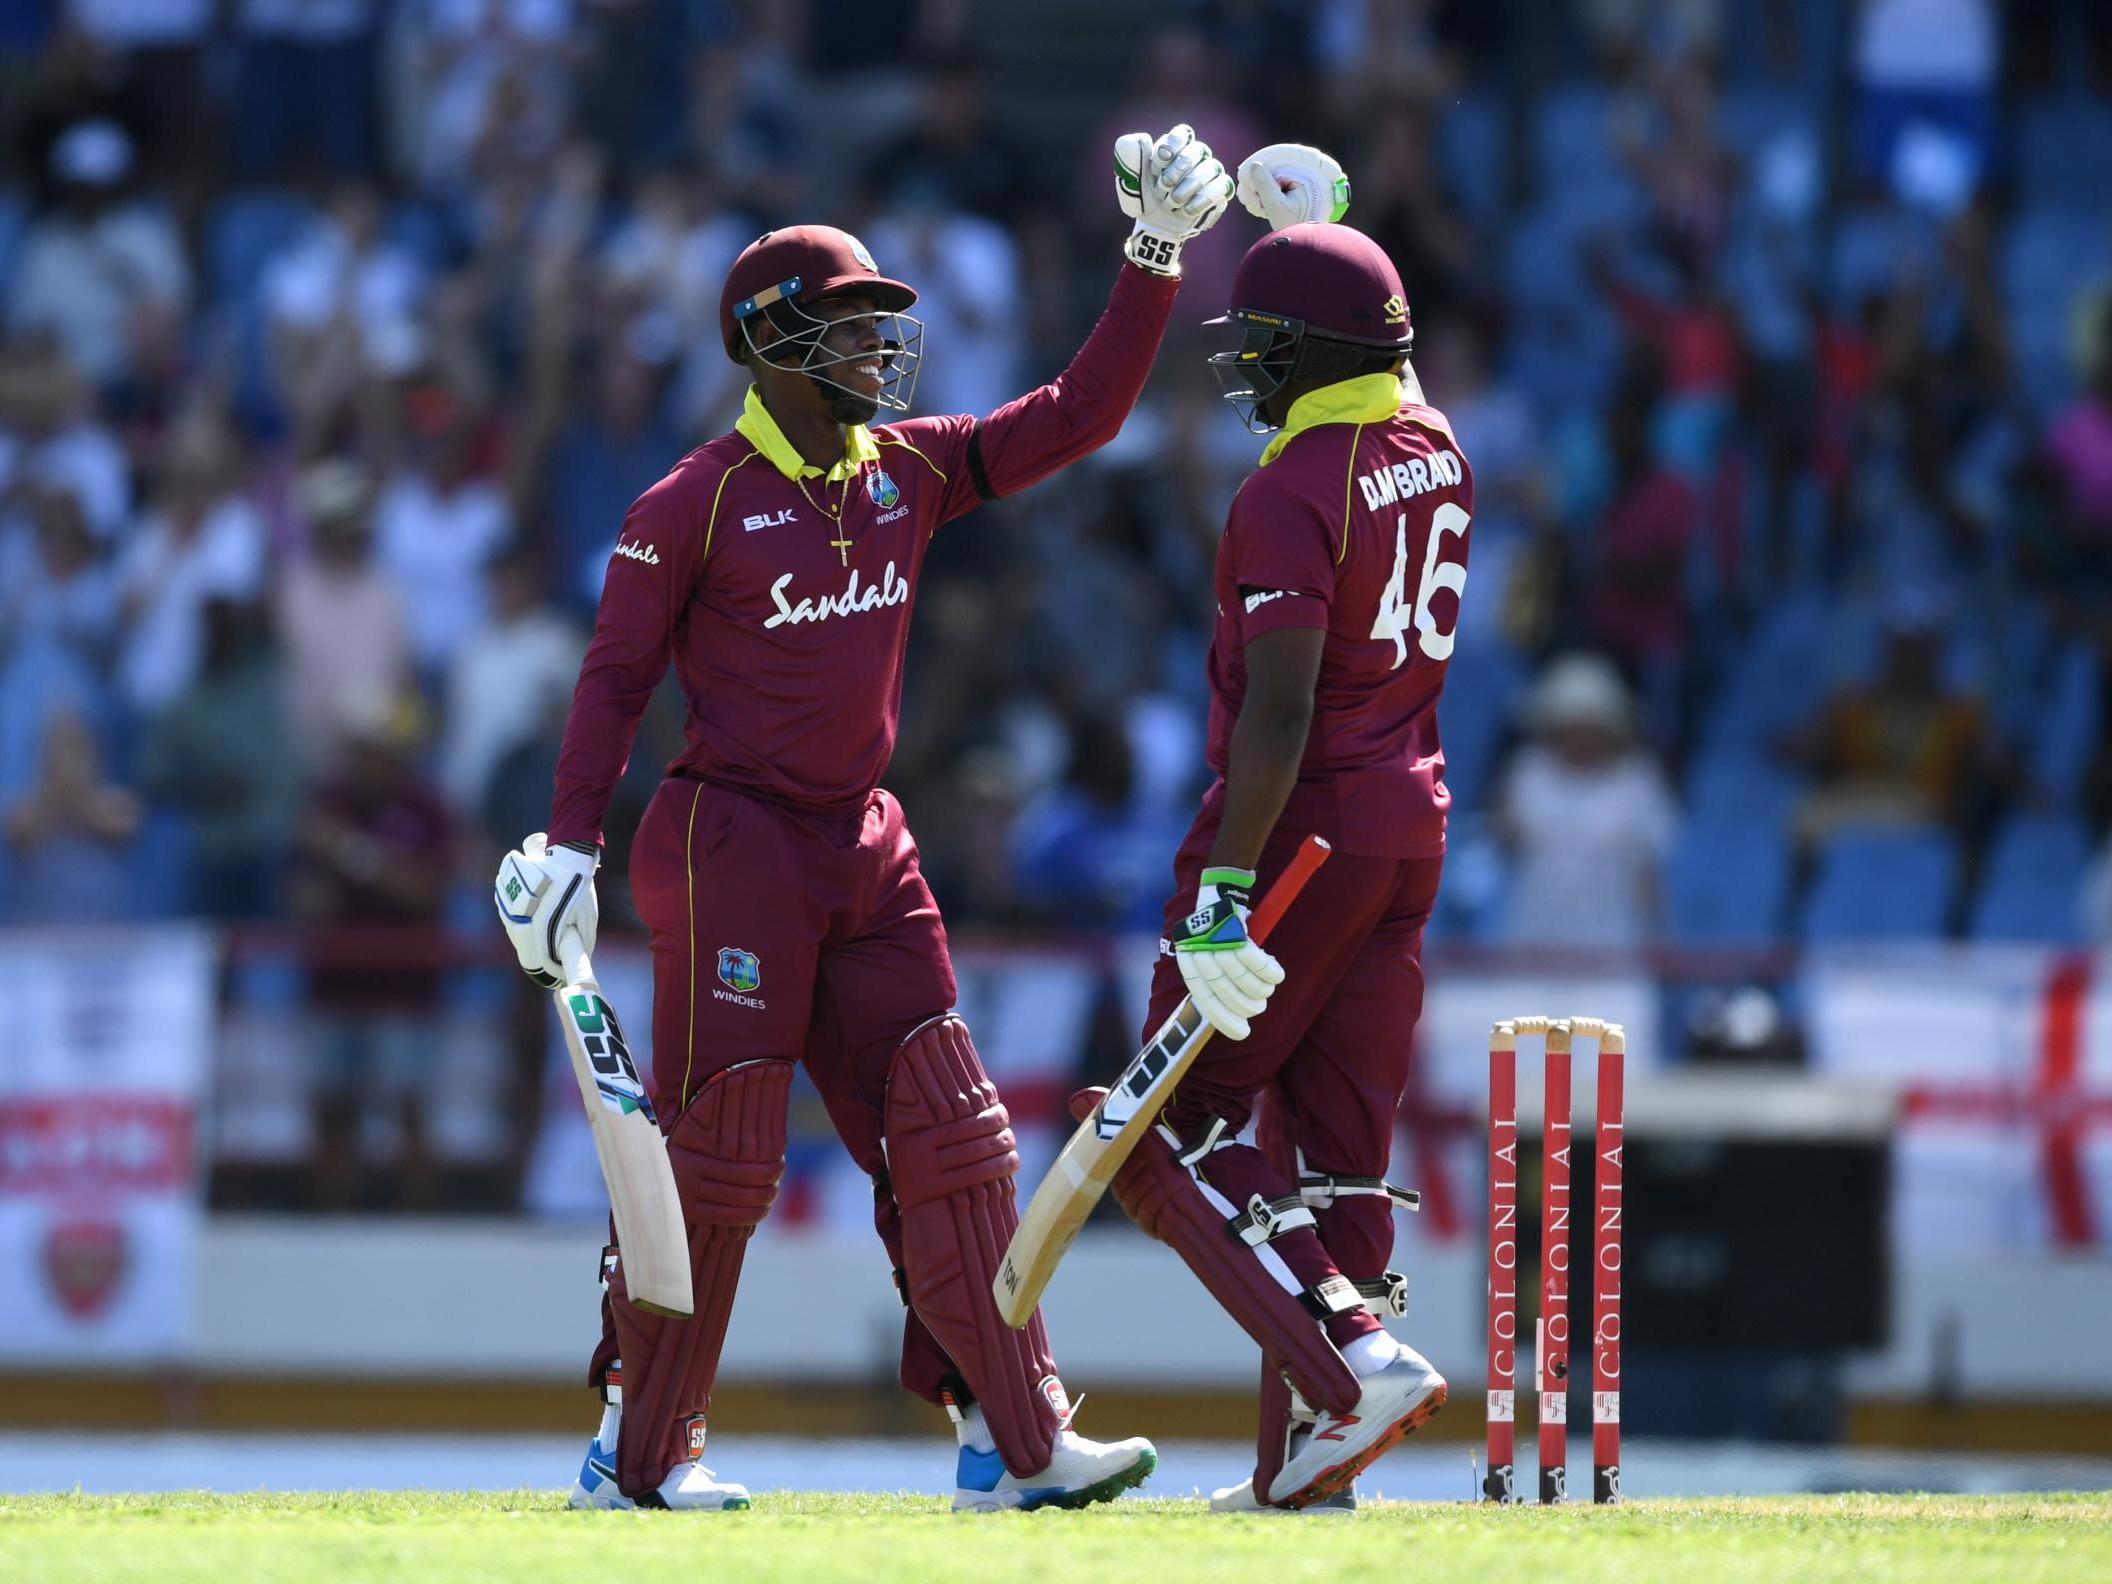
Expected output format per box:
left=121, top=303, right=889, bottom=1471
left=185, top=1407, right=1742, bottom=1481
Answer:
left=1494, top=651, right=1678, bottom=949
left=7, top=118, right=191, bottom=390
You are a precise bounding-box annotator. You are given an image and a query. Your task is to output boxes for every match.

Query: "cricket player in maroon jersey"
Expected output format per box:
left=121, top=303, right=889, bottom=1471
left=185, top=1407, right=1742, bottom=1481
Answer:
left=492, top=126, right=1236, bottom=1511
left=1075, top=156, right=1471, bottom=1512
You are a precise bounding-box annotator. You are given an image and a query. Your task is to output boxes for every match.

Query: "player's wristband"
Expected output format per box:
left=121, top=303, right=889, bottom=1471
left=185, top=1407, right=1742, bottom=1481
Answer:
left=1124, top=227, right=1187, bottom=277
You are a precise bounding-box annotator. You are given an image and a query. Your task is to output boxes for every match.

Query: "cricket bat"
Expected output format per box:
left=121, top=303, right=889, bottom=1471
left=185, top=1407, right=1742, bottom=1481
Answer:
left=556, top=947, right=693, bottom=1318
left=994, top=835, right=1331, bottom=1327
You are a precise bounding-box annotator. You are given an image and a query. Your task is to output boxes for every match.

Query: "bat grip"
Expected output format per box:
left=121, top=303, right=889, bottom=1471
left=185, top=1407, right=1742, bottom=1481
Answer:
left=1246, top=835, right=1331, bottom=945
left=562, top=934, right=594, bottom=988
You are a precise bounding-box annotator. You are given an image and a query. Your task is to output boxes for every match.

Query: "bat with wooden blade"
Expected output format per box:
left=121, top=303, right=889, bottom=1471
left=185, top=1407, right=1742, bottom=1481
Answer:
left=994, top=835, right=1331, bottom=1327
left=556, top=946, right=693, bottom=1318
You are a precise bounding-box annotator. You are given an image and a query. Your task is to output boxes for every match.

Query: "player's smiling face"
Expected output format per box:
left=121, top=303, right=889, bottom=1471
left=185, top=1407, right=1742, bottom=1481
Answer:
left=814, top=294, right=888, bottom=403
left=800, top=293, right=892, bottom=424
left=751, top=291, right=892, bottom=427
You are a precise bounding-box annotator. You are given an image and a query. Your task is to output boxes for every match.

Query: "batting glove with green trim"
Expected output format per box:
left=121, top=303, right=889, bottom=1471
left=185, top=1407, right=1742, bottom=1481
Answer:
left=1173, top=866, right=1286, bottom=1041
left=1115, top=123, right=1235, bottom=277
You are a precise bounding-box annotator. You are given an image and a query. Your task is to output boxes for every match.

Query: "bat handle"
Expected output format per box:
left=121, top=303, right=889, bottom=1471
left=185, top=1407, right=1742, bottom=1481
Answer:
left=1247, top=835, right=1331, bottom=945
left=562, top=934, right=594, bottom=990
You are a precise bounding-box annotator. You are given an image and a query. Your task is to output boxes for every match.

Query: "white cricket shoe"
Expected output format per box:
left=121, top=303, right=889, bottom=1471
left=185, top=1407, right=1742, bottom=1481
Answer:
left=953, top=1425, right=1158, bottom=1512
left=1265, top=1342, right=1446, bottom=1510
left=1209, top=1478, right=1357, bottom=1514
left=569, top=1409, right=751, bottom=1511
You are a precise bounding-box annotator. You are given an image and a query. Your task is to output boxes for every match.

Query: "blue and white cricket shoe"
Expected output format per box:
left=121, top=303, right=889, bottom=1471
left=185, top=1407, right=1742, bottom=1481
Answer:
left=568, top=1408, right=751, bottom=1511
left=949, top=1399, right=1157, bottom=1512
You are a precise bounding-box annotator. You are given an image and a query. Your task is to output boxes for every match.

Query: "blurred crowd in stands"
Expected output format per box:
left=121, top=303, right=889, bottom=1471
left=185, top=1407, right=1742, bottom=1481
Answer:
left=4, top=1, right=2112, bottom=1201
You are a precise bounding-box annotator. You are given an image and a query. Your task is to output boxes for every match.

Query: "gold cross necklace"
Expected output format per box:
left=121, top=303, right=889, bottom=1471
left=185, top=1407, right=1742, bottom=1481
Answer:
left=796, top=469, right=857, bottom=566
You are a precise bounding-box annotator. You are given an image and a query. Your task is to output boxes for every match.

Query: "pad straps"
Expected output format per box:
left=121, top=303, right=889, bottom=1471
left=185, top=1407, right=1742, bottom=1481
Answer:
left=1297, top=1170, right=1422, bottom=1214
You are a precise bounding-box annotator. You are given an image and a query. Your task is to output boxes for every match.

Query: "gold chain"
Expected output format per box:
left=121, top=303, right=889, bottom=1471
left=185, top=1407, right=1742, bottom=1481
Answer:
left=796, top=469, right=857, bottom=565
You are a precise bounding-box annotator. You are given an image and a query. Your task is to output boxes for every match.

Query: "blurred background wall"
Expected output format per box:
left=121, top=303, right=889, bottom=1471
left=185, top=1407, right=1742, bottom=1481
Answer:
left=3, top=0, right=2111, bottom=1452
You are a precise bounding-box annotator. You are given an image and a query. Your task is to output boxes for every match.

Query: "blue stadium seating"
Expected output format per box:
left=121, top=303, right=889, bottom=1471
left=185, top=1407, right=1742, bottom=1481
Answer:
left=2031, top=641, right=2101, bottom=809
left=1686, top=751, right=1804, bottom=834
left=1970, top=816, right=2090, bottom=942
left=205, top=190, right=315, bottom=307
left=0, top=187, right=26, bottom=300
left=2015, top=94, right=2112, bottom=215
left=1534, top=85, right=1614, bottom=198
left=1695, top=587, right=1839, bottom=760
left=1664, top=814, right=1793, bottom=945
left=2003, top=206, right=2105, bottom=415
left=1437, top=646, right=1526, bottom=813
left=1828, top=204, right=1941, bottom=311
left=1800, top=823, right=1960, bottom=941
left=1438, top=89, right=1507, bottom=225
left=1719, top=84, right=1803, bottom=159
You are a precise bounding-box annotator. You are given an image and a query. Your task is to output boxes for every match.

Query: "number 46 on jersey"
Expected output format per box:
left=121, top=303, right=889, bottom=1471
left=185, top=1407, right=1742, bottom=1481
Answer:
left=1371, top=501, right=1468, bottom=670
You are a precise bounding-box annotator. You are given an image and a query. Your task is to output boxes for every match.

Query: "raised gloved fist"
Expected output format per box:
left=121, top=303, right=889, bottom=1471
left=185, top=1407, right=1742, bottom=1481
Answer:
left=494, top=832, right=599, bottom=988
left=1115, top=123, right=1235, bottom=277
left=1172, top=866, right=1286, bottom=1041
left=1237, top=142, right=1351, bottom=230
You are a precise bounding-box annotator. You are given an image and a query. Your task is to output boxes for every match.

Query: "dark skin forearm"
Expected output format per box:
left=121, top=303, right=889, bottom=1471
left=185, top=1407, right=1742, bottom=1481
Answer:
left=1206, top=625, right=1325, bottom=872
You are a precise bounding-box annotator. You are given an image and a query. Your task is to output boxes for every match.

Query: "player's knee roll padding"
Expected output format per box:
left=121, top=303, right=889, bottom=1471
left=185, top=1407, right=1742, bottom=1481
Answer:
left=611, top=1058, right=792, bottom=1496
left=1071, top=1086, right=1362, bottom=1416
left=885, top=1016, right=1061, bottom=1475
left=667, top=1058, right=794, bottom=1225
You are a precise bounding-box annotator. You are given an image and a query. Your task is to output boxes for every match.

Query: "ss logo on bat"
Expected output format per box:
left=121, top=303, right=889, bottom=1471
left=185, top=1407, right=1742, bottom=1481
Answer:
left=568, top=993, right=647, bottom=1092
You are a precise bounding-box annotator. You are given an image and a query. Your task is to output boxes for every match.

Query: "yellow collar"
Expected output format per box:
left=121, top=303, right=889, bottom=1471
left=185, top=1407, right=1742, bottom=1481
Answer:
left=1258, top=374, right=1405, bottom=465
left=736, top=385, right=881, bottom=482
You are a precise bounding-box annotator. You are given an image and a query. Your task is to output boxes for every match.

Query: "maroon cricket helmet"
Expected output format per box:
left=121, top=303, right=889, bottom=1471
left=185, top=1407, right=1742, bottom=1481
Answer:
left=1213, top=221, right=1412, bottom=347
left=1206, top=222, right=1413, bottom=433
left=719, top=224, right=919, bottom=363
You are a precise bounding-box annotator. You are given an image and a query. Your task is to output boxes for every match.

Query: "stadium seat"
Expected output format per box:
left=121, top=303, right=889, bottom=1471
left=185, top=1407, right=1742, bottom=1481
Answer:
left=2030, top=641, right=2100, bottom=810
left=1799, top=823, right=1960, bottom=942
left=1503, top=202, right=1594, bottom=317
left=205, top=189, right=314, bottom=309
left=0, top=186, right=26, bottom=299
left=1719, top=84, right=1803, bottom=159
left=2015, top=94, right=2112, bottom=215
left=1695, top=587, right=1838, bottom=760
left=1970, top=816, right=2091, bottom=942
left=1534, top=85, right=1614, bottom=198
left=2002, top=206, right=2104, bottom=415
left=1437, top=89, right=1508, bottom=225
left=1686, top=752, right=1804, bottom=835
left=1985, top=599, right=2056, bottom=744
left=1437, top=646, right=1526, bottom=815
left=1828, top=205, right=1940, bottom=311
left=1665, top=814, right=1794, bottom=946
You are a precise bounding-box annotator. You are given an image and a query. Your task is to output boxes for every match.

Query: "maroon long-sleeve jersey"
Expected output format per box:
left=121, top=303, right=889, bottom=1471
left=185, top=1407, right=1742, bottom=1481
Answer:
left=548, top=263, right=1179, bottom=846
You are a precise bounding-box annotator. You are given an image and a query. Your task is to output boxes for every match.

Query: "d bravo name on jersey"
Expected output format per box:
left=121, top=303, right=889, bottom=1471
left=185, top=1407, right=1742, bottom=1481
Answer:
left=1356, top=447, right=1465, bottom=513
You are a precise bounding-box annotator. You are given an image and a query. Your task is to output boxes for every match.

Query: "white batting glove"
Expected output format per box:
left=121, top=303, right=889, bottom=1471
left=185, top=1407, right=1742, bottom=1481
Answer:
left=1172, top=867, right=1285, bottom=1042
left=495, top=832, right=599, bottom=988
left=1115, top=123, right=1235, bottom=277
left=1237, top=142, right=1352, bottom=230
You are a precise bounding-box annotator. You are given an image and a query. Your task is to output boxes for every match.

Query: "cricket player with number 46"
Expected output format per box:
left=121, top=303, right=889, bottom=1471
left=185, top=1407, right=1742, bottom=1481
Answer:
left=493, top=125, right=1238, bottom=1511
left=1074, top=143, right=1474, bottom=1511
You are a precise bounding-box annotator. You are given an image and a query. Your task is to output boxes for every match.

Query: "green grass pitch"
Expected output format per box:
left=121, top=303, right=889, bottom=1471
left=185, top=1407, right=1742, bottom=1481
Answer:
left=5, top=1492, right=2107, bottom=1584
